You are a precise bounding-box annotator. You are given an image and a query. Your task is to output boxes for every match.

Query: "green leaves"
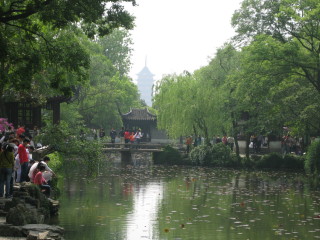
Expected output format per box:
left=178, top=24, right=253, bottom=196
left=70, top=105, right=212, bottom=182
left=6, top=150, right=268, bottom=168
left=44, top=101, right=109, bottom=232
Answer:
left=0, top=0, right=136, bottom=115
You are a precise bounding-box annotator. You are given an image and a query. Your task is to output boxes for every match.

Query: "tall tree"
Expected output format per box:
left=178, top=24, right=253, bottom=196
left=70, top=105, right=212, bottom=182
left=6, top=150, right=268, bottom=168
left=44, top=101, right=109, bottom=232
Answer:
left=0, top=0, right=136, bottom=116
left=61, top=35, right=140, bottom=130
left=99, top=29, right=133, bottom=76
left=232, top=0, right=320, bottom=94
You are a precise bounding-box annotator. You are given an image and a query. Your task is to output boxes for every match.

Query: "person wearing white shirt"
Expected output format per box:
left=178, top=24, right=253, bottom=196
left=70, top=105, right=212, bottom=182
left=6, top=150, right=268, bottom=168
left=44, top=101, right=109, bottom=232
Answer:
left=134, top=129, right=143, bottom=144
left=28, top=156, right=55, bottom=183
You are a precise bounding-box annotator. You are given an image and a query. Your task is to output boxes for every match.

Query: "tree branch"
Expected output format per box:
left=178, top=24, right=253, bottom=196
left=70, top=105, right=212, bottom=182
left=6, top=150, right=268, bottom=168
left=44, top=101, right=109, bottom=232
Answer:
left=0, top=0, right=53, bottom=23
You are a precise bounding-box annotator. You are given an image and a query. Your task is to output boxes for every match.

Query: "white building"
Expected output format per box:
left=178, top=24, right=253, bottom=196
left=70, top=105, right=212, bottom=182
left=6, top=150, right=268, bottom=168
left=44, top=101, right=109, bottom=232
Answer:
left=137, top=64, right=154, bottom=106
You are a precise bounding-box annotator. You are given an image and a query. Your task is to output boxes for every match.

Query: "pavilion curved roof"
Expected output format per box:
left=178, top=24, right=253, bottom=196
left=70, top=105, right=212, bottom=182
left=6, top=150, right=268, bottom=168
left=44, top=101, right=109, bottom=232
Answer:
left=122, top=108, right=157, bottom=121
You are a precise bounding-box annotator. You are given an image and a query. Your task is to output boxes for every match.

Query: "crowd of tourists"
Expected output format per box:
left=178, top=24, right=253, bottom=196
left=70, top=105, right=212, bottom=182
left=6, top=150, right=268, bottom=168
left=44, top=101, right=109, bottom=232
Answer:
left=98, top=127, right=146, bottom=145
left=185, top=133, right=306, bottom=156
left=0, top=125, right=54, bottom=198
left=281, top=135, right=303, bottom=155
left=110, top=127, right=143, bottom=144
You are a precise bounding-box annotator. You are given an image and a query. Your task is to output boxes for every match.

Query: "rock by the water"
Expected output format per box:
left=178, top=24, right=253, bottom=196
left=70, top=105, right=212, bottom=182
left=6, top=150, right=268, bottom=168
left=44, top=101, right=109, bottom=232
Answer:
left=23, top=224, right=64, bottom=240
left=6, top=204, right=39, bottom=226
left=0, top=183, right=63, bottom=239
left=0, top=223, right=24, bottom=237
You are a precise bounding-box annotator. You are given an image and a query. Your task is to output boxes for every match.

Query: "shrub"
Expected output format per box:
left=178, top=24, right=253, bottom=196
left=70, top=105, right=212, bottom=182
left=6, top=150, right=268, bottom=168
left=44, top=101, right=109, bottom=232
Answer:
left=46, top=151, right=64, bottom=172
left=282, top=154, right=304, bottom=170
left=35, top=121, right=103, bottom=174
left=241, top=157, right=255, bottom=169
left=154, top=145, right=182, bottom=165
left=189, top=145, right=213, bottom=166
left=256, top=152, right=283, bottom=169
left=211, top=143, right=232, bottom=166
left=305, top=140, right=320, bottom=175
left=228, top=154, right=242, bottom=168
left=189, top=143, right=233, bottom=167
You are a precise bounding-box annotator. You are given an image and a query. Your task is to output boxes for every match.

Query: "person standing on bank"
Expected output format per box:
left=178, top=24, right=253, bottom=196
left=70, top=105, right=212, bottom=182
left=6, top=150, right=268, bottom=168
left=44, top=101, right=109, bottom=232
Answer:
left=99, top=128, right=105, bottom=139
left=110, top=128, right=117, bottom=146
left=18, top=138, right=30, bottom=182
left=186, top=136, right=192, bottom=154
left=0, top=143, right=14, bottom=198
left=227, top=136, right=235, bottom=151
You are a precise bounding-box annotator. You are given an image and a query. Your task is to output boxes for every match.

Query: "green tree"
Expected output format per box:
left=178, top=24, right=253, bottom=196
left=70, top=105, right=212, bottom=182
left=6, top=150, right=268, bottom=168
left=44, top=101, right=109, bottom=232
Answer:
left=231, top=0, right=320, bottom=145
left=60, top=35, right=140, bottom=131
left=99, top=29, right=133, bottom=76
left=232, top=0, right=320, bottom=95
left=196, top=44, right=242, bottom=153
left=153, top=73, right=197, bottom=138
left=0, top=0, right=136, bottom=116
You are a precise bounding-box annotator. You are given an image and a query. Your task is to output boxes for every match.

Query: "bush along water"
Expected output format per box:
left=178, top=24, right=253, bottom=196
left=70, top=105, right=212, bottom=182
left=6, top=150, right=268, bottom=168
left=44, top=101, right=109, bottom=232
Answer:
left=189, top=143, right=237, bottom=167
left=305, top=140, right=320, bottom=175
left=153, top=145, right=184, bottom=165
left=35, top=121, right=103, bottom=176
left=188, top=143, right=304, bottom=170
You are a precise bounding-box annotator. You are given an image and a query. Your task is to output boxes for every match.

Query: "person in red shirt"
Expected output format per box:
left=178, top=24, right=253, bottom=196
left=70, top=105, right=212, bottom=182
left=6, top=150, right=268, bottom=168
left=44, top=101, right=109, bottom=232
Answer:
left=124, top=130, right=131, bottom=144
left=16, top=125, right=25, bottom=138
left=222, top=135, right=228, bottom=145
left=186, top=136, right=193, bottom=153
left=18, top=138, right=30, bottom=182
left=129, top=132, right=135, bottom=144
left=34, top=164, right=51, bottom=197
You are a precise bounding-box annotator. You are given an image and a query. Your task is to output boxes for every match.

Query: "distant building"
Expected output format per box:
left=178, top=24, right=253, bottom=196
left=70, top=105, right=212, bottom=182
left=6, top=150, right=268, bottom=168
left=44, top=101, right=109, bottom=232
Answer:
left=137, top=64, right=154, bottom=106
left=121, top=108, right=168, bottom=143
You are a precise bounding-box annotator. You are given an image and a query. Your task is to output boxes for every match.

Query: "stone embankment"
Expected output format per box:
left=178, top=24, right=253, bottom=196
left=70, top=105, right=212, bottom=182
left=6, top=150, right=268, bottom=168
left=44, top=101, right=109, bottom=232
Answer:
left=0, top=183, right=64, bottom=240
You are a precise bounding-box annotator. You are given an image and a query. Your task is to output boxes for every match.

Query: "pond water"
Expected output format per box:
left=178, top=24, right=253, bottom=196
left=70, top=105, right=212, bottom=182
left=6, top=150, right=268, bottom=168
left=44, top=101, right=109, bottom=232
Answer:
left=54, top=161, right=320, bottom=240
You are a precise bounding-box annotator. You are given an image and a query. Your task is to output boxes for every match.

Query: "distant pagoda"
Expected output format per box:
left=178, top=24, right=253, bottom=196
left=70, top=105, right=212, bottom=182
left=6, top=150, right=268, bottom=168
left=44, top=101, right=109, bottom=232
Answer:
left=137, top=61, right=154, bottom=106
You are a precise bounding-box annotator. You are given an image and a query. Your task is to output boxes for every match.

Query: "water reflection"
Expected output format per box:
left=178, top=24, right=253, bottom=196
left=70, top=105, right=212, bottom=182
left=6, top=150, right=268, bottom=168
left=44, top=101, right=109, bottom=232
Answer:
left=125, top=182, right=163, bottom=240
left=56, top=163, right=320, bottom=240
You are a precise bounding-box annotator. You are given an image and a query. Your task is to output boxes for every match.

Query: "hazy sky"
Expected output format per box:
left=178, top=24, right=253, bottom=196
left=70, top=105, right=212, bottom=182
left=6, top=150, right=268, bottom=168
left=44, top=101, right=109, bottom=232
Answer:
left=125, top=0, right=243, bottom=81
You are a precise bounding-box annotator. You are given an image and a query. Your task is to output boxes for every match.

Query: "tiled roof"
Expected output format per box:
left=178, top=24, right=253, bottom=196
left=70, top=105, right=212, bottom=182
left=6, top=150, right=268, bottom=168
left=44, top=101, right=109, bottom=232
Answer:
left=122, top=108, right=157, bottom=121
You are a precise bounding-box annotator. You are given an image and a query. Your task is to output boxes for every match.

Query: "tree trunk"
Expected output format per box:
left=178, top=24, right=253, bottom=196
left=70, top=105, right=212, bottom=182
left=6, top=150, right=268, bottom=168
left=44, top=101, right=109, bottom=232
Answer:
left=0, top=87, right=7, bottom=118
left=202, top=120, right=211, bottom=146
left=245, top=134, right=250, bottom=159
left=193, top=124, right=197, bottom=139
left=234, top=133, right=240, bottom=158
left=232, top=117, right=240, bottom=158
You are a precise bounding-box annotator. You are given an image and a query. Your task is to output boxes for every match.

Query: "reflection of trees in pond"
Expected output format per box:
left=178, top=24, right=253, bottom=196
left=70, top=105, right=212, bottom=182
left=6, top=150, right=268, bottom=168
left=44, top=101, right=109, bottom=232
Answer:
left=156, top=168, right=320, bottom=240
left=58, top=164, right=135, bottom=240
left=57, top=165, right=320, bottom=240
